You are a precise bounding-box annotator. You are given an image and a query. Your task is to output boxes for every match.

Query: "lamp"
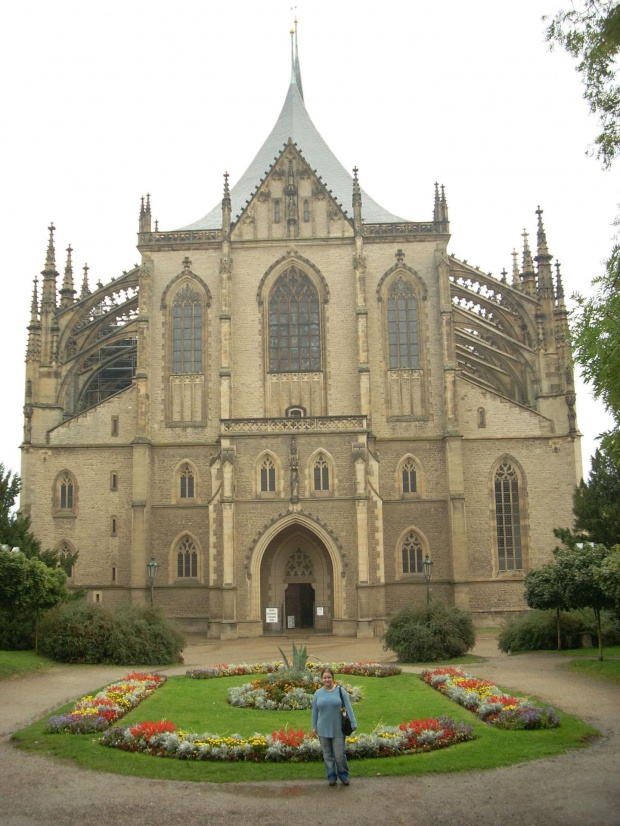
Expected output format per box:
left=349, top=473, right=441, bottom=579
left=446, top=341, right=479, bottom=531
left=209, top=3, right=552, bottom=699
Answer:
left=147, top=556, right=159, bottom=604
left=422, top=554, right=433, bottom=608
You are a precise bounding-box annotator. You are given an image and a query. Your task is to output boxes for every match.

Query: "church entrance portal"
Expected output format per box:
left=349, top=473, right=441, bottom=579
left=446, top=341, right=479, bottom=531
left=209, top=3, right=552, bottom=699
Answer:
left=285, top=583, right=315, bottom=629
left=259, top=524, right=334, bottom=634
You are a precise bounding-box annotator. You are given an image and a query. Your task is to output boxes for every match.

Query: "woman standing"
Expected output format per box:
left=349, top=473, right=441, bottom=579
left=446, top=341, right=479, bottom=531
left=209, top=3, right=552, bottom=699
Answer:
left=311, top=666, right=357, bottom=786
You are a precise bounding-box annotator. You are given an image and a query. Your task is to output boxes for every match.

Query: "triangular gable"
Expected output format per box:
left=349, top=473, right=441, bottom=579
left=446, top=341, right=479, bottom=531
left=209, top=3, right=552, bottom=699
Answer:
left=231, top=140, right=354, bottom=242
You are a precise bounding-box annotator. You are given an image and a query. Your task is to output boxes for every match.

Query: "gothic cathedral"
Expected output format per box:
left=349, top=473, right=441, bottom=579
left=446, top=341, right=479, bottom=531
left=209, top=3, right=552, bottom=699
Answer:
left=20, top=35, right=581, bottom=637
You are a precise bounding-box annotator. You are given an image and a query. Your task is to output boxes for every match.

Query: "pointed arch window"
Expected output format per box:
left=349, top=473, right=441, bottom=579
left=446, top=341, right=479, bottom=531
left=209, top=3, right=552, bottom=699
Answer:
left=180, top=464, right=195, bottom=499
left=60, top=475, right=74, bottom=510
left=260, top=457, right=276, bottom=492
left=172, top=284, right=202, bottom=374
left=177, top=536, right=198, bottom=578
left=401, top=530, right=424, bottom=574
left=388, top=277, right=419, bottom=369
left=269, top=267, right=320, bottom=372
left=313, top=453, right=330, bottom=492
left=402, top=459, right=417, bottom=494
left=494, top=461, right=523, bottom=571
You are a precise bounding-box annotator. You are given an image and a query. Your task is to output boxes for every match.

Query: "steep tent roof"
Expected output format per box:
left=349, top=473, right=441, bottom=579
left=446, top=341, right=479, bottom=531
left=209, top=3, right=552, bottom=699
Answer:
left=180, top=51, right=405, bottom=230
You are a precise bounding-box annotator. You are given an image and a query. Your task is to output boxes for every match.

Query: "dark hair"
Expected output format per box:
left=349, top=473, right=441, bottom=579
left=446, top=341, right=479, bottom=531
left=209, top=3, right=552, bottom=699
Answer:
left=320, top=666, right=334, bottom=678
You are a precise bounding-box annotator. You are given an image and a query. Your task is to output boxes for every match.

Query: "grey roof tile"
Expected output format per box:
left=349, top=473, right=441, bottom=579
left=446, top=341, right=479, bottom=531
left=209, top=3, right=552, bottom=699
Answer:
left=180, top=79, right=405, bottom=230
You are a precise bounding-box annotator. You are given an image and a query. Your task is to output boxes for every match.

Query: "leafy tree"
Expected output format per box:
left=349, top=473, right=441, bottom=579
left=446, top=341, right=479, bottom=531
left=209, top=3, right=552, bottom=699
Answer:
left=572, top=446, right=620, bottom=544
left=524, top=564, right=571, bottom=650
left=0, top=463, right=77, bottom=574
left=553, top=541, right=615, bottom=659
left=596, top=544, right=620, bottom=608
left=545, top=1, right=620, bottom=168
left=571, top=252, right=620, bottom=461
left=0, top=548, right=69, bottom=652
left=546, top=3, right=620, bottom=459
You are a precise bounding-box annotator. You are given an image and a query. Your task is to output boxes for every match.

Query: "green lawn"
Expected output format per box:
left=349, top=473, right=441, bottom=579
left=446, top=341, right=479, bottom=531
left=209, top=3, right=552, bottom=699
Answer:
left=12, top=672, right=598, bottom=783
left=0, top=650, right=55, bottom=680
left=561, top=657, right=620, bottom=685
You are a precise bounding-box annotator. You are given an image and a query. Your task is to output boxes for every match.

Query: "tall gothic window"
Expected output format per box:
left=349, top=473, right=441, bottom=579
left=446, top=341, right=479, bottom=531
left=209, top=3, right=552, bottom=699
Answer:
left=387, top=277, right=419, bottom=369
left=177, top=536, right=198, bottom=578
left=402, top=459, right=417, bottom=494
left=260, top=457, right=276, bottom=492
left=180, top=464, right=195, bottom=499
left=313, top=454, right=329, bottom=491
left=60, top=476, right=73, bottom=510
left=401, top=530, right=424, bottom=574
left=495, top=461, right=523, bottom=571
left=172, top=284, right=202, bottom=374
left=269, top=267, right=320, bottom=372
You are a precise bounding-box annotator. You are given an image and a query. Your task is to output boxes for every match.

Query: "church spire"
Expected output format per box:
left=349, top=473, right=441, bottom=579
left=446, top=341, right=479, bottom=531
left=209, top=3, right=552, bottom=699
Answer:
left=80, top=263, right=91, bottom=299
left=352, top=166, right=362, bottom=233
left=139, top=193, right=152, bottom=233
left=511, top=249, right=521, bottom=290
left=290, top=17, right=304, bottom=101
left=26, top=278, right=41, bottom=363
left=40, top=223, right=58, bottom=312
left=222, top=171, right=231, bottom=238
left=60, top=244, right=76, bottom=308
left=535, top=206, right=554, bottom=299
left=521, top=229, right=536, bottom=295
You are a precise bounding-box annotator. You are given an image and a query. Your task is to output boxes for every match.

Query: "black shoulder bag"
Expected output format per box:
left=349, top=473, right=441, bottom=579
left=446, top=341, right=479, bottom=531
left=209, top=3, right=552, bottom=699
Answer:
left=338, top=686, right=353, bottom=736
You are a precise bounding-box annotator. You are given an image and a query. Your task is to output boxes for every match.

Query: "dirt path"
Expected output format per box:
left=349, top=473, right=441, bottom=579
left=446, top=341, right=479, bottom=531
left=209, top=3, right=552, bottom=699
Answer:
left=1, top=635, right=619, bottom=826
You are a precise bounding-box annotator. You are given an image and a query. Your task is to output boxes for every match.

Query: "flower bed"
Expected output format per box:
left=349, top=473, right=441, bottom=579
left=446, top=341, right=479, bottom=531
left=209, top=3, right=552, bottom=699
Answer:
left=227, top=675, right=361, bottom=711
left=186, top=660, right=401, bottom=679
left=100, top=715, right=474, bottom=761
left=44, top=672, right=166, bottom=734
left=421, top=668, right=560, bottom=729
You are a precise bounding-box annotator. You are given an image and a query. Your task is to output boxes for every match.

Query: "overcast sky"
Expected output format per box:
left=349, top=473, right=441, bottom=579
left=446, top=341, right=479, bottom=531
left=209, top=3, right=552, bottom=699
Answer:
left=0, top=0, right=616, bottom=484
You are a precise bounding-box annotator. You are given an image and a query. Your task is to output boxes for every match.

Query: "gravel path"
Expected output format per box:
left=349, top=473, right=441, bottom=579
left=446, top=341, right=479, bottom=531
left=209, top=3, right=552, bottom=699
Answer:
left=1, top=635, right=619, bottom=826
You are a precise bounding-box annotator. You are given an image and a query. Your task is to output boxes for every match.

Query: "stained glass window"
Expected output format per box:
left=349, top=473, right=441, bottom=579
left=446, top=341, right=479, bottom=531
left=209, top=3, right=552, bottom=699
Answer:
left=387, top=277, right=419, bottom=369
left=269, top=267, right=320, bottom=373
left=172, top=284, right=202, bottom=374
left=402, top=530, right=424, bottom=574
left=495, top=462, right=522, bottom=571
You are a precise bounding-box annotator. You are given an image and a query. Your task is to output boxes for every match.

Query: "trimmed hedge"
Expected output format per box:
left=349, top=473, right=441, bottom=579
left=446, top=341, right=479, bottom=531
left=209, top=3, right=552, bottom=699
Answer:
left=498, top=608, right=620, bottom=653
left=38, top=601, right=185, bottom=664
left=383, top=600, right=475, bottom=662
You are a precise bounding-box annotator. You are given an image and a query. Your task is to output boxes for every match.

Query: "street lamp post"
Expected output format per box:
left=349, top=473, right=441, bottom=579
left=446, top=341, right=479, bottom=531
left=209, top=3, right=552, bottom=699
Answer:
left=422, top=554, right=433, bottom=608
left=147, top=556, right=159, bottom=604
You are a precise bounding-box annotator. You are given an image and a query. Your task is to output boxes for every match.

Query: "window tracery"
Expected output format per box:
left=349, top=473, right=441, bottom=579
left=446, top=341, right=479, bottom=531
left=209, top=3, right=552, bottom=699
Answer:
left=177, top=536, right=198, bottom=578
left=387, top=277, right=419, bottom=369
left=180, top=464, right=195, bottom=499
left=313, top=453, right=329, bottom=492
left=401, top=530, right=424, bottom=574
left=285, top=547, right=314, bottom=577
left=494, top=461, right=523, bottom=571
left=172, top=284, right=202, bottom=374
left=260, top=456, right=276, bottom=493
left=268, top=267, right=320, bottom=373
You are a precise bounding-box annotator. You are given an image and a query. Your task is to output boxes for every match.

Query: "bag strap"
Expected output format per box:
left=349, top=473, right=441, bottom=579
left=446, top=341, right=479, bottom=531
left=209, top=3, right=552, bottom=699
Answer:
left=338, top=685, right=345, bottom=710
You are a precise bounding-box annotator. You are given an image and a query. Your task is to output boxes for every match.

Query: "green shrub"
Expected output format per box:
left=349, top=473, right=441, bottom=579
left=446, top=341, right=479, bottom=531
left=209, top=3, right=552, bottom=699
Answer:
left=38, top=601, right=185, bottom=664
left=382, top=600, right=475, bottom=662
left=0, top=609, right=36, bottom=650
left=498, top=609, right=620, bottom=653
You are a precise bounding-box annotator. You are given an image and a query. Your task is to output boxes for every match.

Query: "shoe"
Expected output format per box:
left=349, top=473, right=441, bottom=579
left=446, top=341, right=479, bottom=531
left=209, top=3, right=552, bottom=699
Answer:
left=329, top=781, right=337, bottom=786
left=342, top=780, right=350, bottom=786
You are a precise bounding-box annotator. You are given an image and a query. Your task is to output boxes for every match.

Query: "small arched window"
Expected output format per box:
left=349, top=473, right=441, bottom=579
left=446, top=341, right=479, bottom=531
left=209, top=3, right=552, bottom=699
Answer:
left=275, top=201, right=281, bottom=223
left=180, top=464, right=195, bottom=499
left=60, top=476, right=74, bottom=510
left=268, top=267, right=320, bottom=373
left=478, top=407, right=486, bottom=428
left=494, top=461, right=523, bottom=571
left=172, top=284, right=202, bottom=374
left=387, top=277, right=419, bottom=369
left=177, top=536, right=198, bottom=578
left=313, top=454, right=329, bottom=492
left=402, top=459, right=417, bottom=494
left=260, top=457, right=276, bottom=493
left=401, top=530, right=424, bottom=574
left=303, top=200, right=310, bottom=222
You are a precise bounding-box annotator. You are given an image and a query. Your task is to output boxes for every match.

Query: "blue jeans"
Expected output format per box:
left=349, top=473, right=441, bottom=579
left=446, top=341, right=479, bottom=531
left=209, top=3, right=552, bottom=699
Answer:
left=319, top=736, right=349, bottom=782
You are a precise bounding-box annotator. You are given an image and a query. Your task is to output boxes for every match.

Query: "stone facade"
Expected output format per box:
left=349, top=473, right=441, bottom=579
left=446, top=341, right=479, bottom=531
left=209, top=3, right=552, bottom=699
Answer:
left=19, top=47, right=581, bottom=637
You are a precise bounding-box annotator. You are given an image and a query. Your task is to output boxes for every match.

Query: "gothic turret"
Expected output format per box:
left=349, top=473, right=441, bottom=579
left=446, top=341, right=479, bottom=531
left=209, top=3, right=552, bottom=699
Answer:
left=59, top=244, right=76, bottom=308
left=40, top=223, right=58, bottom=313
left=139, top=193, right=152, bottom=233
left=26, top=278, right=41, bottom=362
left=535, top=207, right=554, bottom=300
left=521, top=229, right=536, bottom=296
left=80, top=263, right=91, bottom=299
left=352, top=166, right=362, bottom=233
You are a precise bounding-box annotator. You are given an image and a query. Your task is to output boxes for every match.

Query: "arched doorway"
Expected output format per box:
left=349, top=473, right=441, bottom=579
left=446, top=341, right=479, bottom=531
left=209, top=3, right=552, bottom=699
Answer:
left=259, top=524, right=334, bottom=633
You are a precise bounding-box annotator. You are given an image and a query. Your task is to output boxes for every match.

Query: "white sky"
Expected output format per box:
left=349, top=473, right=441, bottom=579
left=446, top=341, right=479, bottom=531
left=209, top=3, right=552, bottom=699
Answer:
left=0, top=0, right=616, bottom=483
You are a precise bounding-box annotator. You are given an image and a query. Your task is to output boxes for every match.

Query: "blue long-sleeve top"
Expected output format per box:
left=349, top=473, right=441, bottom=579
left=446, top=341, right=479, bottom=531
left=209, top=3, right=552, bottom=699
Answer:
left=311, top=685, right=357, bottom=738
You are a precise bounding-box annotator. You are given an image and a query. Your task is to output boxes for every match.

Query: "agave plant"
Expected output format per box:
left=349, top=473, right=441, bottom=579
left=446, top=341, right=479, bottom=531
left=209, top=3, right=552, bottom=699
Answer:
left=277, top=641, right=309, bottom=677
